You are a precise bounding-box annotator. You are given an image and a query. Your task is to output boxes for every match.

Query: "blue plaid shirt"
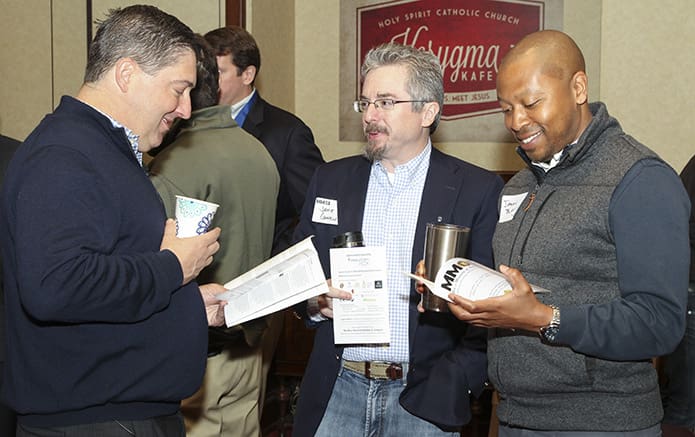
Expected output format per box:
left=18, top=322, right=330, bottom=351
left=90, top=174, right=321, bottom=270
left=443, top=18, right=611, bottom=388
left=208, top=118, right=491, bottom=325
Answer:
left=342, top=142, right=431, bottom=363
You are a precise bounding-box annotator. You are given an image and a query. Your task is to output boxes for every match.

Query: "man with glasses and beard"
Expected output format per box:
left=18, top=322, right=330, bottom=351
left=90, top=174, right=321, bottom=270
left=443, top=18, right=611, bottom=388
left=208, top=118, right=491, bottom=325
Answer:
left=291, top=42, right=504, bottom=437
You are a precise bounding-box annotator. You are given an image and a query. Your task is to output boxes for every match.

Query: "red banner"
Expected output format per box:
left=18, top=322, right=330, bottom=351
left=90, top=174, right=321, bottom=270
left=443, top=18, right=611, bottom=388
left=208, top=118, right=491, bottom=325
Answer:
left=357, top=0, right=544, bottom=119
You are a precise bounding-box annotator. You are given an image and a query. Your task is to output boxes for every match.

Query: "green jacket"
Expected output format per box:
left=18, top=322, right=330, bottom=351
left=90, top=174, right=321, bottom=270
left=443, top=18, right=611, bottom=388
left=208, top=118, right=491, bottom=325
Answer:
left=150, top=105, right=280, bottom=346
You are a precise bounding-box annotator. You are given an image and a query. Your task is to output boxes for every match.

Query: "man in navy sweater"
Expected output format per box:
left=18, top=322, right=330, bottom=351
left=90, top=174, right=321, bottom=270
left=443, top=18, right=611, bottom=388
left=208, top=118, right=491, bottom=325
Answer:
left=0, top=6, right=224, bottom=437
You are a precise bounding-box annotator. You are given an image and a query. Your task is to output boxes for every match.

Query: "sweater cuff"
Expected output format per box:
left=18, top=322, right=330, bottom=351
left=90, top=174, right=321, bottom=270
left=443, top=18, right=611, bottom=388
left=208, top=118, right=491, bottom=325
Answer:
left=552, top=304, right=579, bottom=345
left=158, top=249, right=184, bottom=289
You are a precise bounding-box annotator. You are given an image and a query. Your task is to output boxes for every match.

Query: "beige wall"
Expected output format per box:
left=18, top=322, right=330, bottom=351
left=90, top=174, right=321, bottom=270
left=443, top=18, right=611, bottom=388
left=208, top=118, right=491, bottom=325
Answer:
left=247, top=0, right=295, bottom=112
left=0, top=0, right=224, bottom=141
left=251, top=0, right=694, bottom=173
left=91, top=0, right=224, bottom=33
left=3, top=1, right=694, bottom=172
left=600, top=0, right=695, bottom=173
left=0, top=1, right=55, bottom=138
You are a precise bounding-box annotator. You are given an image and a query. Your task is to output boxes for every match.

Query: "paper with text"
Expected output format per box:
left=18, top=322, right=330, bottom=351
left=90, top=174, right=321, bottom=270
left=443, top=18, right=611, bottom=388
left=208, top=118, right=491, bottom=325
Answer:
left=405, top=257, right=548, bottom=302
left=331, top=246, right=390, bottom=345
left=219, top=236, right=329, bottom=326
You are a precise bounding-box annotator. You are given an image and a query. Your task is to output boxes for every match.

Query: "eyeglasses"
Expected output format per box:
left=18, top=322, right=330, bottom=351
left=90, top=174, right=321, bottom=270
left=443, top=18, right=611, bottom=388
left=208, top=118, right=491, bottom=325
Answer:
left=353, top=98, right=427, bottom=113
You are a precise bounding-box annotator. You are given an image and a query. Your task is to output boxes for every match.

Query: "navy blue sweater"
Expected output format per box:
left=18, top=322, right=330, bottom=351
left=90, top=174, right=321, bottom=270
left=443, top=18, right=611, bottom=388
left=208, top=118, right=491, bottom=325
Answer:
left=0, top=96, right=208, bottom=427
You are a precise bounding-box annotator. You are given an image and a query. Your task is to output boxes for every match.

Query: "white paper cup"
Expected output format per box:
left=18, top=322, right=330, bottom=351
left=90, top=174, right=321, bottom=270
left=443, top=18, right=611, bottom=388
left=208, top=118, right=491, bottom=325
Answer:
left=174, top=195, right=219, bottom=237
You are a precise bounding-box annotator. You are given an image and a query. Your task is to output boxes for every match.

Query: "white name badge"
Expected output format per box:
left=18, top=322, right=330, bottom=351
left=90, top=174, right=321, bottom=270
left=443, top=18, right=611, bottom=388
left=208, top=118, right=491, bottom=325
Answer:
left=499, top=192, right=528, bottom=223
left=312, top=197, right=338, bottom=225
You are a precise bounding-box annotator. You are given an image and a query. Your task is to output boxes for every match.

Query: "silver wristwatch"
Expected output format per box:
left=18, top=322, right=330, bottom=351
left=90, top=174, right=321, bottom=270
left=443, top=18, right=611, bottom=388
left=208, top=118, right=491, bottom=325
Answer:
left=539, top=305, right=561, bottom=342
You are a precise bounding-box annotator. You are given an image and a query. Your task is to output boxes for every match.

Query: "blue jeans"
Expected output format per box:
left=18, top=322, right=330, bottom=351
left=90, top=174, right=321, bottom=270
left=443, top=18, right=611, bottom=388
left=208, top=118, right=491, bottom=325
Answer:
left=314, top=362, right=458, bottom=437
left=661, top=289, right=695, bottom=428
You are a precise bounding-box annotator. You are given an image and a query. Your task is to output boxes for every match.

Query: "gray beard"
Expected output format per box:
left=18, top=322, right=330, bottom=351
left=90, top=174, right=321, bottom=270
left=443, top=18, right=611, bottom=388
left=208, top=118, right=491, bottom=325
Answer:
left=363, top=142, right=386, bottom=162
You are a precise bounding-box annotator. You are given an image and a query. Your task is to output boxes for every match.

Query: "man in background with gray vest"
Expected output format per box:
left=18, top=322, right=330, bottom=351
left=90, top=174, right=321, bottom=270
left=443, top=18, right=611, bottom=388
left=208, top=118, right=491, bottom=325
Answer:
left=447, top=30, right=689, bottom=436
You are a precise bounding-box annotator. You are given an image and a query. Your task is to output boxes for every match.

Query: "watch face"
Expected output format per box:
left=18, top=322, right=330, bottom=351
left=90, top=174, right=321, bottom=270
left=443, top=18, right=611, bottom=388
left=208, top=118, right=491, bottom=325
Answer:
left=541, top=326, right=559, bottom=342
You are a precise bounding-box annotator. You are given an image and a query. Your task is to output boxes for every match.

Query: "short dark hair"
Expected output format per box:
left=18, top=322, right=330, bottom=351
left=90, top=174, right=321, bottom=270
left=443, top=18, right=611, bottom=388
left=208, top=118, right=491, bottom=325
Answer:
left=204, top=26, right=260, bottom=85
left=84, top=5, right=197, bottom=83
left=190, top=35, right=220, bottom=110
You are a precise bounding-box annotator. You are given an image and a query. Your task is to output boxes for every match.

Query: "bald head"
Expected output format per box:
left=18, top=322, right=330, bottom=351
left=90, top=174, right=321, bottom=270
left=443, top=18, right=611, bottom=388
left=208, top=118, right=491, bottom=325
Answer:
left=501, top=30, right=586, bottom=83
left=496, top=30, right=592, bottom=163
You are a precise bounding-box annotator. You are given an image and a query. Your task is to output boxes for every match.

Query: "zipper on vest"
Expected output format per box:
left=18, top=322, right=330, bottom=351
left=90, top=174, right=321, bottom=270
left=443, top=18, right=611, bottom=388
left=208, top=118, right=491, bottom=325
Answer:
left=523, top=192, right=536, bottom=212
left=506, top=183, right=539, bottom=267
left=517, top=186, right=553, bottom=266
left=524, top=183, right=540, bottom=212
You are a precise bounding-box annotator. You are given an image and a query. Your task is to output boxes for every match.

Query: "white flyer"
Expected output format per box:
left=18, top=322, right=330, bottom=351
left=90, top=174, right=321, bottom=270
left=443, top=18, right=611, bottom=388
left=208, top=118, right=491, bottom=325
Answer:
left=330, top=246, right=390, bottom=345
left=405, top=257, right=549, bottom=302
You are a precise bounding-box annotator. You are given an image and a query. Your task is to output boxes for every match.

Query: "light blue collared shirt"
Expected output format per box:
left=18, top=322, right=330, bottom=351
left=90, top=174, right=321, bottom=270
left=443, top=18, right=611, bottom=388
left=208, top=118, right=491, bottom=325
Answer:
left=342, top=142, right=432, bottom=363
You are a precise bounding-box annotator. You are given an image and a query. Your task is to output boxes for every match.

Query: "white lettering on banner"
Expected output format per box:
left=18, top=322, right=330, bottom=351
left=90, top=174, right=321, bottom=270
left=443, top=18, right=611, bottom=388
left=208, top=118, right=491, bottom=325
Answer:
left=485, top=11, right=520, bottom=25
left=444, top=90, right=496, bottom=105
left=390, top=26, right=501, bottom=83
left=404, top=10, right=432, bottom=21
left=377, top=15, right=400, bottom=28
left=436, top=8, right=481, bottom=17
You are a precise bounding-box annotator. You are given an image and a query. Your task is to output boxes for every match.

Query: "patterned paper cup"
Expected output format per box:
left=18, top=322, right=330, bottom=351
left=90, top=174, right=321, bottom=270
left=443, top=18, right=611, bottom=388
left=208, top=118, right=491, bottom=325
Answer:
left=174, top=195, right=219, bottom=237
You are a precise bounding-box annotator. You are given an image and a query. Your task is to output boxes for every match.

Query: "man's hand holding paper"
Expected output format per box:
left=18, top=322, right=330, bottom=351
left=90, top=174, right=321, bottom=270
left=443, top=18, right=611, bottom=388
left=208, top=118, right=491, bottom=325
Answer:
left=407, top=257, right=516, bottom=303
left=447, top=264, right=555, bottom=334
left=315, top=279, right=354, bottom=319
left=199, top=283, right=228, bottom=327
left=408, top=258, right=556, bottom=334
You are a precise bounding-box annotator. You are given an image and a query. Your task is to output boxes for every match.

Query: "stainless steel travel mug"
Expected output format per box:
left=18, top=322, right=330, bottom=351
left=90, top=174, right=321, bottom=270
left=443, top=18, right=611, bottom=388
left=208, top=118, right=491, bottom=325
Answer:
left=422, top=223, right=470, bottom=312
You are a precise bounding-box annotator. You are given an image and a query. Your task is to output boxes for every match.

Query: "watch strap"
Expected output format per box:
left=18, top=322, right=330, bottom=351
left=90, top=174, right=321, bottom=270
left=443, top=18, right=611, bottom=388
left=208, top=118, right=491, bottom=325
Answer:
left=539, top=304, right=561, bottom=342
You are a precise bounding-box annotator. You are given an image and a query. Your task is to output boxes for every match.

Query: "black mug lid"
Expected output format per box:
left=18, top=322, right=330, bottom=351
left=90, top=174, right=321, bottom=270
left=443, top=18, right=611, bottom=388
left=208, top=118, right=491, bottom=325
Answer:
left=332, top=231, right=364, bottom=248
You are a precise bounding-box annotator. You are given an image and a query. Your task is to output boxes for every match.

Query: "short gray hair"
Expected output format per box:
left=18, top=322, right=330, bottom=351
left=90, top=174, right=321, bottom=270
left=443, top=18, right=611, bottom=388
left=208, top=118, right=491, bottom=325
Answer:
left=84, top=5, right=197, bottom=83
left=361, top=43, right=444, bottom=133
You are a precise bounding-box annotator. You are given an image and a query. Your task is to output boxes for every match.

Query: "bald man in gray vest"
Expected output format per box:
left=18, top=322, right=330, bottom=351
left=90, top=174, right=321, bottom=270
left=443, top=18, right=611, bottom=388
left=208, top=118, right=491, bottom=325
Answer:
left=447, top=30, right=689, bottom=437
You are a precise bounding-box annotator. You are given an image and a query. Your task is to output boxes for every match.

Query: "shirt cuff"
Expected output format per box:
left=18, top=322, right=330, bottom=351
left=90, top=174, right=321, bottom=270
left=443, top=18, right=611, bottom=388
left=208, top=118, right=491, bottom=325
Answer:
left=306, top=296, right=328, bottom=323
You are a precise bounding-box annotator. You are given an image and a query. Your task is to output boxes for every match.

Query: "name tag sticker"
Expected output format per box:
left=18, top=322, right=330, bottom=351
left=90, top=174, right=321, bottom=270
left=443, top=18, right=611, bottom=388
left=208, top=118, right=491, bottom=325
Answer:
left=312, top=197, right=338, bottom=225
left=499, top=192, right=528, bottom=223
